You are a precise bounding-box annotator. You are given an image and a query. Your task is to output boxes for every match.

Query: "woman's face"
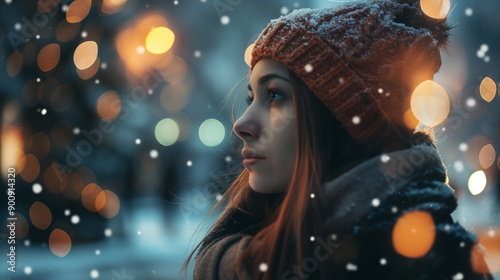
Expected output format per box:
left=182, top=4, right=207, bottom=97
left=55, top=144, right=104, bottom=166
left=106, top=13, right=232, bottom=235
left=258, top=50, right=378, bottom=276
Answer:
left=233, top=58, right=297, bottom=194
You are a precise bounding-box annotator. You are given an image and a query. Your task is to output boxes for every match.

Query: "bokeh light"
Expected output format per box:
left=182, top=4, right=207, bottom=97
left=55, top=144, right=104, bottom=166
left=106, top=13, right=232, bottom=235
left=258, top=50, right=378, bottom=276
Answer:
left=81, top=183, right=104, bottom=212
left=146, top=27, right=175, bottom=54
left=66, top=0, right=91, bottom=23
left=392, top=211, right=436, bottom=258
left=471, top=228, right=500, bottom=274
left=95, top=190, right=121, bottom=218
left=77, top=57, right=100, bottom=80
left=74, top=41, right=98, bottom=70
left=101, top=0, right=127, bottom=14
left=410, top=80, right=450, bottom=127
left=96, top=90, right=121, bottom=120
left=19, top=154, right=40, bottom=183
left=37, top=0, right=59, bottom=12
left=61, top=172, right=85, bottom=200
left=479, top=77, right=496, bottom=102
left=155, top=118, right=180, bottom=146
left=49, top=229, right=72, bottom=257
left=479, top=144, right=496, bottom=169
left=43, top=164, right=67, bottom=194
left=29, top=201, right=52, bottom=230
left=420, top=0, right=450, bottom=19
left=37, top=43, right=61, bottom=72
left=56, top=20, right=81, bottom=42
left=244, top=43, right=255, bottom=66
left=1, top=126, right=24, bottom=178
left=468, top=170, right=487, bottom=195
left=6, top=51, right=23, bottom=77
left=159, top=83, right=190, bottom=112
left=198, top=118, right=225, bottom=147
left=28, top=132, right=50, bottom=159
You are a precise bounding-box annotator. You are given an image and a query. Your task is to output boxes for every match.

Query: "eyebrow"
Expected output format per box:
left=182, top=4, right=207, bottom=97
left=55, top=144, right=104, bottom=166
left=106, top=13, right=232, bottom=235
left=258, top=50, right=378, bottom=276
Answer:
left=247, top=73, right=290, bottom=92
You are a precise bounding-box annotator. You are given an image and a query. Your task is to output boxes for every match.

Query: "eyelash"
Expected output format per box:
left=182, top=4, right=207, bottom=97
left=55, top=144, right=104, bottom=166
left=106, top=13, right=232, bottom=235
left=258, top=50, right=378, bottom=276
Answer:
left=246, top=89, right=284, bottom=106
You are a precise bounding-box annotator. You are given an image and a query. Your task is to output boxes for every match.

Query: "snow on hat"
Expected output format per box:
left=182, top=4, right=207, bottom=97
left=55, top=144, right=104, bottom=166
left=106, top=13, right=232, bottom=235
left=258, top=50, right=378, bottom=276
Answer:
left=250, top=0, right=450, bottom=151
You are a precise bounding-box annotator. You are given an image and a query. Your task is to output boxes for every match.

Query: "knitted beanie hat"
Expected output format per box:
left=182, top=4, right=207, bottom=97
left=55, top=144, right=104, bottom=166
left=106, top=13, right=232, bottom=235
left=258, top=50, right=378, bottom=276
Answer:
left=250, top=0, right=450, bottom=151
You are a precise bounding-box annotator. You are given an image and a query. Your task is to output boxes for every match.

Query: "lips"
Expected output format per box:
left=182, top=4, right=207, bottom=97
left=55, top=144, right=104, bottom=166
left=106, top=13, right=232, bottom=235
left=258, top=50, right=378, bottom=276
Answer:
left=242, top=150, right=265, bottom=167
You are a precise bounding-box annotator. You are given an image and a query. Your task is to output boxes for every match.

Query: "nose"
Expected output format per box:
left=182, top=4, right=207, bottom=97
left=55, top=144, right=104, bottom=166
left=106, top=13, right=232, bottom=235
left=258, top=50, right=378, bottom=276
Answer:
left=233, top=109, right=260, bottom=141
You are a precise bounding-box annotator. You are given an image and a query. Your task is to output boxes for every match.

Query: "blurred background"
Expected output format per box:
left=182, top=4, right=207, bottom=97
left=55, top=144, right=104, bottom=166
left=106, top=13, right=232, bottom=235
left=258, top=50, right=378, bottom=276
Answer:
left=0, top=0, right=499, bottom=279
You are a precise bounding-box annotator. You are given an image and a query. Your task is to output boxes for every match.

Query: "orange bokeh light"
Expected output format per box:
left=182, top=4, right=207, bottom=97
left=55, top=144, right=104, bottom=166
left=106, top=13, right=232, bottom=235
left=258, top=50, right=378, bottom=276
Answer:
left=74, top=41, right=98, bottom=70
left=392, top=211, right=436, bottom=258
left=6, top=51, right=23, bottom=77
left=471, top=228, right=500, bottom=274
left=56, top=20, right=81, bottom=42
left=96, top=190, right=120, bottom=218
left=244, top=43, right=255, bottom=67
left=37, top=43, right=60, bottom=72
left=18, top=154, right=40, bottom=183
left=43, top=164, right=67, bottom=193
left=81, top=183, right=103, bottom=212
left=420, top=0, right=450, bottom=19
left=29, top=202, right=52, bottom=230
left=101, top=0, right=128, bottom=14
left=49, top=229, right=72, bottom=257
left=66, top=0, right=91, bottom=23
left=96, top=90, right=121, bottom=120
left=28, top=132, right=50, bottom=159
left=76, top=57, right=100, bottom=80
left=480, top=77, right=497, bottom=103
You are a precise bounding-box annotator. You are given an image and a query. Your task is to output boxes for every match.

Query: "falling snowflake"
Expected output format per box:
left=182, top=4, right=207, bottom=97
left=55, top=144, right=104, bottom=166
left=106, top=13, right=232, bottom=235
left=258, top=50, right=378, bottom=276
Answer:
left=24, top=266, right=32, bottom=275
left=64, top=209, right=71, bottom=216
left=137, top=46, right=145, bottom=54
left=372, top=198, right=380, bottom=207
left=33, top=183, right=42, bottom=194
left=330, top=234, right=337, bottom=240
left=150, top=150, right=158, bottom=158
left=304, top=64, right=313, bottom=73
left=36, top=34, right=40, bottom=39
left=259, top=262, right=268, bottom=272
left=104, top=228, right=112, bottom=237
left=14, top=22, right=21, bottom=30
left=73, top=127, right=81, bottom=135
left=101, top=62, right=107, bottom=69
left=215, top=193, right=222, bottom=201
left=380, top=258, right=387, bottom=265
left=488, top=229, right=495, bottom=237
left=95, top=249, right=100, bottom=255
left=221, top=15, right=230, bottom=25
left=95, top=79, right=100, bottom=84
left=484, top=56, right=490, bottom=63
left=346, top=263, right=357, bottom=271
left=465, top=8, right=473, bottom=16
left=61, top=4, right=68, bottom=12
left=135, top=138, right=141, bottom=145
left=36, top=78, right=41, bottom=82
left=352, top=116, right=360, bottom=125
left=281, top=6, right=289, bottom=15
left=82, top=31, right=88, bottom=38
left=71, top=215, right=80, bottom=224
left=187, top=160, right=193, bottom=167
left=41, top=108, right=47, bottom=115
left=90, top=269, right=99, bottom=279
left=310, top=236, right=315, bottom=242
left=444, top=224, right=450, bottom=231
left=137, top=231, right=142, bottom=235
left=148, top=89, right=153, bottom=95
left=310, top=193, right=315, bottom=198
left=380, top=154, right=390, bottom=163
left=225, top=156, right=232, bottom=162
left=391, top=206, right=398, bottom=213
left=338, top=77, right=344, bottom=84
left=24, top=240, right=30, bottom=247
left=452, top=272, right=464, bottom=280
left=6, top=0, right=12, bottom=4
left=459, top=143, right=468, bottom=152
left=453, top=161, right=464, bottom=173
left=459, top=242, right=465, bottom=248
left=174, top=0, right=179, bottom=5
left=194, top=50, right=201, bottom=58
left=465, top=98, right=476, bottom=108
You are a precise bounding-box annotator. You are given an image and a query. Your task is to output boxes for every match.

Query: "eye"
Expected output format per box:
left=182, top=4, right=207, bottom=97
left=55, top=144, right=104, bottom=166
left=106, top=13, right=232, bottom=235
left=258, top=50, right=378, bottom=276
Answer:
left=245, top=95, right=254, bottom=106
left=267, top=89, right=284, bottom=103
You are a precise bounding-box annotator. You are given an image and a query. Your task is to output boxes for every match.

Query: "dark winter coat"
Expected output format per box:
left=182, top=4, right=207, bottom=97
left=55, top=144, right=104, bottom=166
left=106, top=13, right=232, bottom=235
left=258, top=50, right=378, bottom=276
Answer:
left=193, top=141, right=493, bottom=279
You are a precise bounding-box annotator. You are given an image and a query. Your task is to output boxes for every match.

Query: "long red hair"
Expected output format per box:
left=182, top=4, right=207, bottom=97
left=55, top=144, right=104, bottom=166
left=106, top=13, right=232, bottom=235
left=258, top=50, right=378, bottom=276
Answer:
left=179, top=69, right=388, bottom=279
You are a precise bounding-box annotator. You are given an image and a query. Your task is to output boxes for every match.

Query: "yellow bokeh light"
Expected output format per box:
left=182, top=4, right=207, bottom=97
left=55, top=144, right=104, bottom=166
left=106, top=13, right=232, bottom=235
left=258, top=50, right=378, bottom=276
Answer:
left=66, top=0, right=91, bottom=23
left=420, top=0, right=450, bottom=19
left=244, top=43, right=255, bottom=67
left=468, top=170, right=487, bottom=195
left=74, top=41, right=98, bottom=70
left=392, top=211, right=436, bottom=258
left=410, top=80, right=450, bottom=127
left=480, top=77, right=497, bottom=102
left=1, top=126, right=24, bottom=178
left=146, top=27, right=175, bottom=54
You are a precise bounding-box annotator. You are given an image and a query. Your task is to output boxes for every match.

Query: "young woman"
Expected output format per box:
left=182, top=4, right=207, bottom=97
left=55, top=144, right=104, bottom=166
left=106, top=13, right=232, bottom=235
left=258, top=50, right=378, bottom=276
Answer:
left=181, top=0, right=494, bottom=279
